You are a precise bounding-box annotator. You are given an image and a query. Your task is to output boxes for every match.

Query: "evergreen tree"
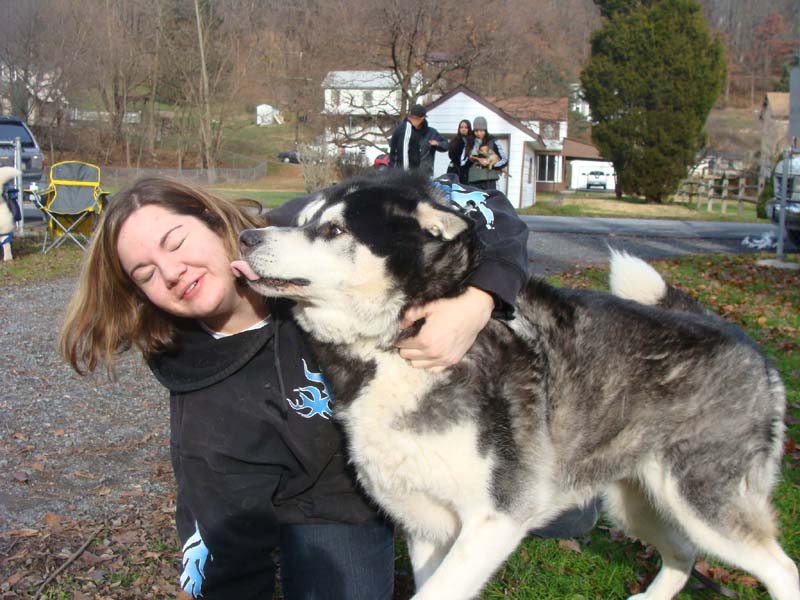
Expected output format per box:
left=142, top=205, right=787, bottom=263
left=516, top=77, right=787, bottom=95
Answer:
left=580, top=0, right=726, bottom=202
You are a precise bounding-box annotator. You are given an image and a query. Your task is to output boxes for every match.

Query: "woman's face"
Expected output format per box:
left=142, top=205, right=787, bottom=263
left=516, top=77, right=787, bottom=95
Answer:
left=116, top=204, right=245, bottom=327
left=459, top=122, right=470, bottom=135
left=475, top=129, right=486, bottom=140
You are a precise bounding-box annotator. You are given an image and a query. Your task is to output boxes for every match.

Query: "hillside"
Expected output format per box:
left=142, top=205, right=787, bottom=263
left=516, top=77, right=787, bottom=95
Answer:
left=703, top=107, right=763, bottom=164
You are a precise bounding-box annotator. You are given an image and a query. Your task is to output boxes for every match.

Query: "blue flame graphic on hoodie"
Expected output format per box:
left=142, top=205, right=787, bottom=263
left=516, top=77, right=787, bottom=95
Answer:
left=432, top=180, right=495, bottom=229
left=287, top=359, right=334, bottom=419
left=181, top=521, right=212, bottom=597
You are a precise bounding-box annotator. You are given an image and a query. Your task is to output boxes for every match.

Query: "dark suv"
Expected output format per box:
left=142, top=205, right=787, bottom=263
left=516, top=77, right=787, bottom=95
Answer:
left=0, top=116, right=44, bottom=192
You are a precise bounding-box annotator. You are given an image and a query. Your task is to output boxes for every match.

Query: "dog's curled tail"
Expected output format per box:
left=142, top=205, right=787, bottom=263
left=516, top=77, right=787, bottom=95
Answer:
left=609, top=250, right=667, bottom=305
left=608, top=250, right=708, bottom=315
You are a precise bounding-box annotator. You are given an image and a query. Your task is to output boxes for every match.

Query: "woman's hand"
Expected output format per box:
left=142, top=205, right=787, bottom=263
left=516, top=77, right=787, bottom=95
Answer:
left=396, top=287, right=494, bottom=372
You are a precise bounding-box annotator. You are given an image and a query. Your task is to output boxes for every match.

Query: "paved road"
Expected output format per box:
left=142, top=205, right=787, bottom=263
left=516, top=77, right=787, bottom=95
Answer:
left=521, top=216, right=796, bottom=277
left=21, top=204, right=796, bottom=277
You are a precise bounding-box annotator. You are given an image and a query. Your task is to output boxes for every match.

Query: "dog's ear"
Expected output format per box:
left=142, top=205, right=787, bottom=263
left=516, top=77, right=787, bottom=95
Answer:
left=414, top=202, right=469, bottom=240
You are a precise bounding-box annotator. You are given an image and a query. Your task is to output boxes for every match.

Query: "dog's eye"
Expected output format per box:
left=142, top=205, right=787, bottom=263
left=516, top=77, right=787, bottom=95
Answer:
left=320, top=223, right=345, bottom=240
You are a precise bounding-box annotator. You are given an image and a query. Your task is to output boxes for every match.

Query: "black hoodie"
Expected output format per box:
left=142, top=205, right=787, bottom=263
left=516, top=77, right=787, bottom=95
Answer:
left=149, top=304, right=379, bottom=599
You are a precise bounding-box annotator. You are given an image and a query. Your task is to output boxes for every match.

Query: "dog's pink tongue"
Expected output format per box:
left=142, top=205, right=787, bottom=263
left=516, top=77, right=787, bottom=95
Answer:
left=231, top=260, right=260, bottom=281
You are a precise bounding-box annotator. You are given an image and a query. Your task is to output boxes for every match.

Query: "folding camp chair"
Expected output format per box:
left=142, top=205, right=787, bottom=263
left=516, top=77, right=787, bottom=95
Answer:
left=35, top=161, right=109, bottom=253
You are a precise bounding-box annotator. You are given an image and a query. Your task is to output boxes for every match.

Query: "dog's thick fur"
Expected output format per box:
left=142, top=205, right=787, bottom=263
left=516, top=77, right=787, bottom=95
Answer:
left=237, top=172, right=798, bottom=600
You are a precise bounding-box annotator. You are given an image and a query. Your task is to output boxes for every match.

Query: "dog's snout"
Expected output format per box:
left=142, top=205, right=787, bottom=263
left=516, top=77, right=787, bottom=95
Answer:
left=239, top=229, right=264, bottom=251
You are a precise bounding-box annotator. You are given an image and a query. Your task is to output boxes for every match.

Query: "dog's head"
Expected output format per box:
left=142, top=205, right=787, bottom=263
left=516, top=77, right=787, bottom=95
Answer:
left=232, top=172, right=478, bottom=345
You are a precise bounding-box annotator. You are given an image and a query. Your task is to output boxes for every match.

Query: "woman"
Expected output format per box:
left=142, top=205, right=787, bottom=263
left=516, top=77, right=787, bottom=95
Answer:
left=59, top=176, right=529, bottom=599
left=447, top=119, right=475, bottom=184
left=468, top=116, right=508, bottom=191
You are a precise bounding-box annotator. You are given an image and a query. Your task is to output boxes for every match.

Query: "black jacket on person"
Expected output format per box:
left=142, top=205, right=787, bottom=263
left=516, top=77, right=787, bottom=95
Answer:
left=149, top=178, right=529, bottom=599
left=388, top=118, right=449, bottom=177
left=448, top=135, right=475, bottom=184
left=149, top=307, right=378, bottom=600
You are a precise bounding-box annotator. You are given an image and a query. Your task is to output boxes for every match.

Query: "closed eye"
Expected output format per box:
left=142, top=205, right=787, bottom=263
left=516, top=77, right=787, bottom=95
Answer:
left=133, top=267, right=155, bottom=284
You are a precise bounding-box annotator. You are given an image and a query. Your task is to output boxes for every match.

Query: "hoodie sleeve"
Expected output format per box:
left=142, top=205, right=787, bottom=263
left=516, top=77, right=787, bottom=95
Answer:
left=491, top=140, right=508, bottom=170
left=434, top=179, right=528, bottom=317
left=432, top=129, right=449, bottom=153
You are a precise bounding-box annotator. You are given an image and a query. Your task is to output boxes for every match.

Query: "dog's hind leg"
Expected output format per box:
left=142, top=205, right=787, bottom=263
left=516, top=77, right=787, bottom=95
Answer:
left=677, top=524, right=798, bottom=600
left=637, top=466, right=800, bottom=600
left=604, top=479, right=696, bottom=600
left=410, top=512, right=526, bottom=600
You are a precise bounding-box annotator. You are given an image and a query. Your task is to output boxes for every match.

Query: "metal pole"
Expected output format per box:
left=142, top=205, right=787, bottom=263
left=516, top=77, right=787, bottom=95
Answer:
left=13, top=137, right=24, bottom=234
left=776, top=147, right=790, bottom=261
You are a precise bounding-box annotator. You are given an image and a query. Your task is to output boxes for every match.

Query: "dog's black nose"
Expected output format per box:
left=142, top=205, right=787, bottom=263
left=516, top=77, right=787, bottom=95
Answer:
left=239, top=229, right=263, bottom=249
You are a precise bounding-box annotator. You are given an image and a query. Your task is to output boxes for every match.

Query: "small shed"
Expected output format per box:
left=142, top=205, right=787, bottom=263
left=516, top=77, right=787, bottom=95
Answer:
left=423, top=86, right=546, bottom=208
left=256, top=104, right=283, bottom=126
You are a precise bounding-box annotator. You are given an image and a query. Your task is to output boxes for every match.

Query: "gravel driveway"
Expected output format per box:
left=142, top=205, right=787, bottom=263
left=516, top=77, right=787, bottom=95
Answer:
left=1, top=278, right=172, bottom=532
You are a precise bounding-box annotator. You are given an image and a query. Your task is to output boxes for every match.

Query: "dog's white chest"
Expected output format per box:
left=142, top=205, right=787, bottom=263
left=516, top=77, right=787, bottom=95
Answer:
left=337, top=355, right=494, bottom=517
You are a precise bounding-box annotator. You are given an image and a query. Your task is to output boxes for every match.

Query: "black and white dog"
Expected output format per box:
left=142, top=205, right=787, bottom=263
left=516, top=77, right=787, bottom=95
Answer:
left=233, top=172, right=798, bottom=600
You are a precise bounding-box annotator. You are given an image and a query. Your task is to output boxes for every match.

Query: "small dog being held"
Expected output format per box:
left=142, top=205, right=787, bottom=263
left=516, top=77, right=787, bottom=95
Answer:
left=234, top=172, right=798, bottom=600
left=475, top=143, right=499, bottom=169
left=0, top=167, right=21, bottom=262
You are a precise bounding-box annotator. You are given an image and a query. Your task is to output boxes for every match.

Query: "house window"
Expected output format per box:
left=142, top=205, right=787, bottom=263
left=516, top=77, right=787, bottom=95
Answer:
left=363, top=91, right=373, bottom=107
left=331, top=90, right=340, bottom=107
left=537, top=155, right=557, bottom=182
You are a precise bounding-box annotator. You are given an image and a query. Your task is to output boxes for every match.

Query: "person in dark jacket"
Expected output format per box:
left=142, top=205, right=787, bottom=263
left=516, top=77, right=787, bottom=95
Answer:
left=388, top=104, right=449, bottom=177
left=57, top=175, right=531, bottom=599
left=447, top=119, right=475, bottom=184
left=468, top=116, right=508, bottom=191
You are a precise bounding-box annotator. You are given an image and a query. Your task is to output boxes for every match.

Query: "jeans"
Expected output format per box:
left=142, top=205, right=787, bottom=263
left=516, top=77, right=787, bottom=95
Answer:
left=279, top=521, right=395, bottom=600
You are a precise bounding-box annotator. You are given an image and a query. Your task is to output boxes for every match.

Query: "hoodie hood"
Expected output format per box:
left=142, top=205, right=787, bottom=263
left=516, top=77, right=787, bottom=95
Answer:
left=148, top=319, right=275, bottom=393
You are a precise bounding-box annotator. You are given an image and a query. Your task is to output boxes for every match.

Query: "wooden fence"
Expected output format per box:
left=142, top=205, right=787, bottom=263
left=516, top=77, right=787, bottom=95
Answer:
left=671, top=174, right=766, bottom=216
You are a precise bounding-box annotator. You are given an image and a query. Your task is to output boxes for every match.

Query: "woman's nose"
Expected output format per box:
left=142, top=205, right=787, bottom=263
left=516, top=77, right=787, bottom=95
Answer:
left=162, top=260, right=187, bottom=287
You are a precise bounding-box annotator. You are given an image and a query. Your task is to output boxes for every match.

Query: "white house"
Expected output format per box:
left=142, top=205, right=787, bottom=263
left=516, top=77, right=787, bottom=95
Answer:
left=489, top=95, right=570, bottom=194
left=320, top=70, right=437, bottom=163
left=424, top=86, right=547, bottom=208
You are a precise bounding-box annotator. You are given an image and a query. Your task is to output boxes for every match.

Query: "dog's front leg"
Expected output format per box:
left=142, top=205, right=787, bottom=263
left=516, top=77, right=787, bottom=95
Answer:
left=410, top=512, right=526, bottom=600
left=407, top=533, right=452, bottom=589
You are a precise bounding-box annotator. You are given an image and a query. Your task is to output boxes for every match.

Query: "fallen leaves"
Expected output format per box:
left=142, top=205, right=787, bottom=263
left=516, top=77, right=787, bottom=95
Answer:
left=0, top=494, right=181, bottom=599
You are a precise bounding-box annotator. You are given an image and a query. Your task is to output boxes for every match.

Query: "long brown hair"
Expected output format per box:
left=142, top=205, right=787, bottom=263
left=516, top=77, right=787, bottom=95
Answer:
left=59, top=177, right=266, bottom=376
left=449, top=119, right=474, bottom=154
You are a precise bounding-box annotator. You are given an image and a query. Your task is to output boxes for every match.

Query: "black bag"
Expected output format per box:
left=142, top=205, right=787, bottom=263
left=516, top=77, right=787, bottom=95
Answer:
left=468, top=164, right=500, bottom=184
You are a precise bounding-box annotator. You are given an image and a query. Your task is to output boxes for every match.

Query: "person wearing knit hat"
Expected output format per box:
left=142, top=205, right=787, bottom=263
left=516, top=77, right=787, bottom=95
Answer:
left=468, top=116, right=507, bottom=191
left=388, top=104, right=449, bottom=177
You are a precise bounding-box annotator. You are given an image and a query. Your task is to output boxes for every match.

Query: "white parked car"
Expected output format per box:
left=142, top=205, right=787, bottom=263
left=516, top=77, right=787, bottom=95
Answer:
left=586, top=171, right=607, bottom=190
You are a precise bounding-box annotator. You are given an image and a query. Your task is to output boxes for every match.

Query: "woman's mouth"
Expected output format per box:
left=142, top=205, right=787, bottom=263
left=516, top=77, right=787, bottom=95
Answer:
left=182, top=276, right=202, bottom=300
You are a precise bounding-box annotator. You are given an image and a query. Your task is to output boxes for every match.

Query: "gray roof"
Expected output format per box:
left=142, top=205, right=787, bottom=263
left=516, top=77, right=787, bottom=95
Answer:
left=322, top=71, right=399, bottom=90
